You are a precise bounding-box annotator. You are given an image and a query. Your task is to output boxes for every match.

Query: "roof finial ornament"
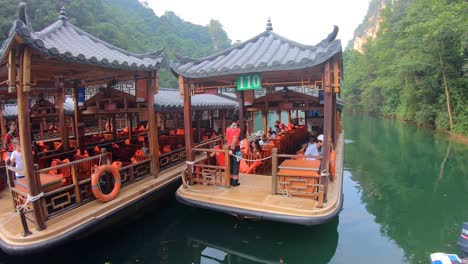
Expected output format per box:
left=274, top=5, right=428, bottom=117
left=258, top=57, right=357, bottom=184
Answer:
left=266, top=17, right=273, bottom=31
left=18, top=2, right=29, bottom=25
left=58, top=6, right=68, bottom=21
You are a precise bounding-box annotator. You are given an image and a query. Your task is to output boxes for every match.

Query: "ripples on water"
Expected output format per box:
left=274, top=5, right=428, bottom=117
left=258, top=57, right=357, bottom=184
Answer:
left=2, top=113, right=467, bottom=264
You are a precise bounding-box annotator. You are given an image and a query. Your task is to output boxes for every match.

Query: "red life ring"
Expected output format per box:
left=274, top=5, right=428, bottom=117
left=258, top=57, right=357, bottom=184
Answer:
left=91, top=165, right=121, bottom=202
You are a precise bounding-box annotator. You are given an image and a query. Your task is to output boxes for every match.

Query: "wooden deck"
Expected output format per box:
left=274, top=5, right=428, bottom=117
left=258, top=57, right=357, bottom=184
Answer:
left=0, top=159, right=193, bottom=251
left=177, top=133, right=344, bottom=221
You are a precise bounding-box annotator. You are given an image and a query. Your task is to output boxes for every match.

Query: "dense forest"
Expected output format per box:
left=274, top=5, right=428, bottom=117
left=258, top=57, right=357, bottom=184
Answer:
left=342, top=0, right=467, bottom=135
left=0, top=0, right=232, bottom=87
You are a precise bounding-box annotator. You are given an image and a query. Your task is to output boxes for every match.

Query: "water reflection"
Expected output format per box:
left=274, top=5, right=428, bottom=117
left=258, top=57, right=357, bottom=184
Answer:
left=183, top=210, right=339, bottom=264
left=343, top=114, right=468, bottom=263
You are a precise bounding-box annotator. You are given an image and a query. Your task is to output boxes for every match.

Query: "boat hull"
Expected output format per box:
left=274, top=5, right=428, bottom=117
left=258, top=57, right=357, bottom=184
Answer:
left=177, top=189, right=343, bottom=225
left=0, top=178, right=181, bottom=255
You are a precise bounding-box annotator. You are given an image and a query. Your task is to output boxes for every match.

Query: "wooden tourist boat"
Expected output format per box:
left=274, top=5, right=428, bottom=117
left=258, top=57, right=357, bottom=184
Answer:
left=173, top=19, right=344, bottom=225
left=0, top=4, right=237, bottom=255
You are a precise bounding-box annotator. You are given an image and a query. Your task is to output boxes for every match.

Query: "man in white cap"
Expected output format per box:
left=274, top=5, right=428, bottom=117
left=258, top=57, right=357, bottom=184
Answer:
left=304, top=134, right=324, bottom=160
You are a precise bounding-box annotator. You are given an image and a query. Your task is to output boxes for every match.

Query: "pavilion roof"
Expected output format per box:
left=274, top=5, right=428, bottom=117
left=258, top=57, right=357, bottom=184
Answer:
left=154, top=88, right=238, bottom=111
left=0, top=3, right=163, bottom=71
left=171, top=20, right=341, bottom=79
left=3, top=97, right=75, bottom=118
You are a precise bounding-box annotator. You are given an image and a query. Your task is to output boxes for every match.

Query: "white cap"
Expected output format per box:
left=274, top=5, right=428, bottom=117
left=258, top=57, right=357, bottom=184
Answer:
left=317, top=134, right=324, bottom=141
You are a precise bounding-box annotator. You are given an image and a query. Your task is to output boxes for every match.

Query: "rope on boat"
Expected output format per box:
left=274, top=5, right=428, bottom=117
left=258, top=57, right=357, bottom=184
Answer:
left=185, top=160, right=196, bottom=165
left=181, top=171, right=227, bottom=194
left=228, top=153, right=272, bottom=162
left=0, top=192, right=44, bottom=229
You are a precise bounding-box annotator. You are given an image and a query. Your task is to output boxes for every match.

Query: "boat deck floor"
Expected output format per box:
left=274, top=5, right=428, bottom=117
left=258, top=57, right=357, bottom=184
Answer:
left=0, top=160, right=192, bottom=250
left=177, top=172, right=341, bottom=218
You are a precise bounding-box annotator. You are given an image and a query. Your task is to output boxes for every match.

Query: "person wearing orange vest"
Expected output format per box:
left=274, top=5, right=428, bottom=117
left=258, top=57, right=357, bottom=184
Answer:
left=226, top=115, right=241, bottom=186
left=4, top=121, right=17, bottom=158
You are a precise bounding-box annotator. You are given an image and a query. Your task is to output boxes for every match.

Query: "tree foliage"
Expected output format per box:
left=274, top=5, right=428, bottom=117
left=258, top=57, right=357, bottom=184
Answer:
left=342, top=0, right=467, bottom=135
left=0, top=0, right=232, bottom=87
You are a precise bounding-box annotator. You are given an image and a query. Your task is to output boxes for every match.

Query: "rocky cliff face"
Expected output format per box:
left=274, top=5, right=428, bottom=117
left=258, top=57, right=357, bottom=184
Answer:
left=349, top=0, right=390, bottom=53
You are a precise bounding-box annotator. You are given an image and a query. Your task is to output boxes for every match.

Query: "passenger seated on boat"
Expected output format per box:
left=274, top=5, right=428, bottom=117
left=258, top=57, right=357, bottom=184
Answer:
left=304, top=134, right=323, bottom=160
left=49, top=158, right=71, bottom=185
left=240, top=138, right=249, bottom=154
left=162, top=145, right=171, bottom=153
left=125, top=139, right=131, bottom=145
left=140, top=142, right=149, bottom=155
left=240, top=140, right=263, bottom=174
left=53, top=142, right=62, bottom=151
left=208, top=144, right=225, bottom=167
left=131, top=149, right=147, bottom=163
left=259, top=134, right=269, bottom=145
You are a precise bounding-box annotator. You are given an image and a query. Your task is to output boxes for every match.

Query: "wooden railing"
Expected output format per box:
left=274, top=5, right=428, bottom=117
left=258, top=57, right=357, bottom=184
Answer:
left=189, top=136, right=230, bottom=188
left=7, top=152, right=152, bottom=221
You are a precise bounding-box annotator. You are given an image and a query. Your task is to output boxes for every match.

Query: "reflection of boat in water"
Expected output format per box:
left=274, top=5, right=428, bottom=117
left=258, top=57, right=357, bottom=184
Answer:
left=0, top=201, right=337, bottom=263
left=185, top=211, right=339, bottom=264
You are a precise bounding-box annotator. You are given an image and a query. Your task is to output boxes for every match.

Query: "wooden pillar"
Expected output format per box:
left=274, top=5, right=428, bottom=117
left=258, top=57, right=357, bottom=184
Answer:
left=332, top=58, right=340, bottom=144
left=287, top=110, right=292, bottom=124
left=18, top=46, right=46, bottom=230
left=0, top=105, right=5, bottom=139
left=196, top=111, right=201, bottom=143
left=111, top=114, right=117, bottom=140
left=174, top=112, right=179, bottom=129
left=180, top=76, right=194, bottom=179
left=56, top=80, right=69, bottom=151
left=208, top=110, right=213, bottom=129
left=276, top=110, right=281, bottom=123
left=321, top=61, right=333, bottom=201
left=147, top=71, right=160, bottom=174
left=238, top=91, right=245, bottom=138
left=73, top=85, right=85, bottom=151
left=262, top=111, right=268, bottom=134
left=221, top=110, right=226, bottom=139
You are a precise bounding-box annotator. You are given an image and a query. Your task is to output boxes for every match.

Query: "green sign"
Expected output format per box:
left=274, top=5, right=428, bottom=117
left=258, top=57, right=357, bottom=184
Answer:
left=237, top=74, right=262, bottom=90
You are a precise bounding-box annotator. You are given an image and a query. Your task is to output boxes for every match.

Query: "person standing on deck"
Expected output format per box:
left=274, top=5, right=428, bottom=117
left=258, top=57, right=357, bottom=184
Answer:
left=7, top=138, right=24, bottom=179
left=3, top=121, right=17, bottom=158
left=226, top=115, right=241, bottom=186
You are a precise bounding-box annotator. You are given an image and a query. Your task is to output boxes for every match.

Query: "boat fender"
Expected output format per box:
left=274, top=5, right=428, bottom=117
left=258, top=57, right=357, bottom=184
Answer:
left=458, top=222, right=468, bottom=255
left=91, top=165, right=121, bottom=203
left=330, top=150, right=336, bottom=180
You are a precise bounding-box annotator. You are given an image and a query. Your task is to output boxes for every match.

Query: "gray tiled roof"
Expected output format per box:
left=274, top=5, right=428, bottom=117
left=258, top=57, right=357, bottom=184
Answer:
left=0, top=3, right=163, bottom=70
left=3, top=97, right=74, bottom=118
left=171, top=26, right=341, bottom=78
left=155, top=88, right=238, bottom=111
left=3, top=92, right=237, bottom=117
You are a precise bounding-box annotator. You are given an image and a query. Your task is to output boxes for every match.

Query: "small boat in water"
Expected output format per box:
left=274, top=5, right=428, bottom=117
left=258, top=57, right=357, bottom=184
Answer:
left=172, top=19, right=344, bottom=225
left=429, top=223, right=468, bottom=264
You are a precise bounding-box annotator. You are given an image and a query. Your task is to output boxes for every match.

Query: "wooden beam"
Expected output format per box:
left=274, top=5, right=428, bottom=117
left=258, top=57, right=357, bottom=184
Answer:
left=17, top=45, right=46, bottom=230
left=73, top=85, right=85, bottom=151
left=56, top=78, right=69, bottom=151
left=238, top=91, right=245, bottom=138
left=181, top=76, right=194, bottom=181
left=320, top=61, right=332, bottom=202
left=147, top=71, right=159, bottom=174
left=8, top=48, right=16, bottom=93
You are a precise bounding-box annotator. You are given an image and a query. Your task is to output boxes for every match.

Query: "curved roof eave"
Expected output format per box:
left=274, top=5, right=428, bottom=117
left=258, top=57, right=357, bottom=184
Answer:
left=0, top=3, right=164, bottom=71
left=170, top=26, right=342, bottom=79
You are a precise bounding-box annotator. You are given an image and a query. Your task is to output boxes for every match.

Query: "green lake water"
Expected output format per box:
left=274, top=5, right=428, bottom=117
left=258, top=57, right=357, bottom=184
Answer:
left=3, top=113, right=467, bottom=263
